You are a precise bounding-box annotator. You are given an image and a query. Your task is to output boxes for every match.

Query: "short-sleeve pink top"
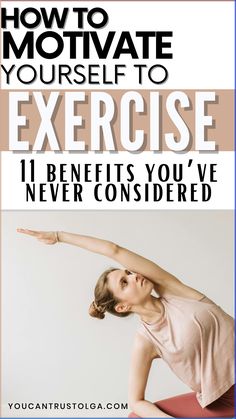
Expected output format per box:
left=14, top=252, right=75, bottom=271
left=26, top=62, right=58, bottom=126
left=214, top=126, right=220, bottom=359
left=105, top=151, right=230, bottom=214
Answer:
left=138, top=295, right=235, bottom=408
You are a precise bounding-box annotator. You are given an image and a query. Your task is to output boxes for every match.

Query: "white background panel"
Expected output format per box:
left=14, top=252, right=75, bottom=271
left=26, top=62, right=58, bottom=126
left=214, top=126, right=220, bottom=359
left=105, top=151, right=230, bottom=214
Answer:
left=1, top=151, right=234, bottom=210
left=1, top=1, right=234, bottom=89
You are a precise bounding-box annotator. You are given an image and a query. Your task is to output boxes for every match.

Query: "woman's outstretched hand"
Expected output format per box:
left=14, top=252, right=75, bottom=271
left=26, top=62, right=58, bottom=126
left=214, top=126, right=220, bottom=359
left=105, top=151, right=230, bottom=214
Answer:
left=17, top=229, right=59, bottom=245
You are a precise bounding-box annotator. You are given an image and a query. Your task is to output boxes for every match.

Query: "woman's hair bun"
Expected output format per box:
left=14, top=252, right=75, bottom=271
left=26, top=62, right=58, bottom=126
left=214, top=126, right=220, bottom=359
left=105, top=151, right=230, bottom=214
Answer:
left=89, top=301, right=105, bottom=319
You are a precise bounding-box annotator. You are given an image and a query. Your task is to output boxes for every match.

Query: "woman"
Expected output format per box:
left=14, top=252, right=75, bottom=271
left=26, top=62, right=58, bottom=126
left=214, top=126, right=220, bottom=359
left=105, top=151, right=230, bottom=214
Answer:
left=17, top=228, right=235, bottom=418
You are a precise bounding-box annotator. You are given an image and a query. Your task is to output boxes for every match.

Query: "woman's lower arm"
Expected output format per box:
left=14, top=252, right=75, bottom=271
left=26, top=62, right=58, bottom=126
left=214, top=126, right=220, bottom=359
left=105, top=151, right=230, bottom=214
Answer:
left=131, top=400, right=173, bottom=418
left=57, top=231, right=118, bottom=258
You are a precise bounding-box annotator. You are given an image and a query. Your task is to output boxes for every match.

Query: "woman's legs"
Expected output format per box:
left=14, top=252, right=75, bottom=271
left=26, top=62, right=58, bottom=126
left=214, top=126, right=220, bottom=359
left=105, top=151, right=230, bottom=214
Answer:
left=128, top=385, right=235, bottom=418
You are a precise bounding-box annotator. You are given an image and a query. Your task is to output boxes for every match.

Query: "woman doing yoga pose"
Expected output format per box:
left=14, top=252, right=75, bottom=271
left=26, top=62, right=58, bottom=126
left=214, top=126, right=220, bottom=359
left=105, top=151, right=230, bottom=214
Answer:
left=17, top=228, right=235, bottom=418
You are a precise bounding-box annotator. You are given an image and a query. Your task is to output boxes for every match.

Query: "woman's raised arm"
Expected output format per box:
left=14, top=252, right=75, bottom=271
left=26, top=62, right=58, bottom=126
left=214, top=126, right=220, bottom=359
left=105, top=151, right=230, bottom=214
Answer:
left=17, top=230, right=172, bottom=282
left=17, top=229, right=203, bottom=299
left=17, top=229, right=172, bottom=280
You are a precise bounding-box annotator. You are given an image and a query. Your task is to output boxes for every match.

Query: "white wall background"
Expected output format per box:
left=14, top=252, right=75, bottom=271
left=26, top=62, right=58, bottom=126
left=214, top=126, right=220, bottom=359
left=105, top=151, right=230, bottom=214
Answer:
left=1, top=210, right=234, bottom=417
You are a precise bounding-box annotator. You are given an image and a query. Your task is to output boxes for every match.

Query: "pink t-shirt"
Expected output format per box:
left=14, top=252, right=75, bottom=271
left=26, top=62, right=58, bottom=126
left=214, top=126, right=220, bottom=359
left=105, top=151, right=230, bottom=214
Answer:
left=138, top=295, right=235, bottom=408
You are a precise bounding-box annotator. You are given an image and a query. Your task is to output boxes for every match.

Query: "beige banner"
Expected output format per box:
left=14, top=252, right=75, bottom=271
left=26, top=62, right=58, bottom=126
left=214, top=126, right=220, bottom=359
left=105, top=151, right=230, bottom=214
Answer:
left=0, top=89, right=234, bottom=151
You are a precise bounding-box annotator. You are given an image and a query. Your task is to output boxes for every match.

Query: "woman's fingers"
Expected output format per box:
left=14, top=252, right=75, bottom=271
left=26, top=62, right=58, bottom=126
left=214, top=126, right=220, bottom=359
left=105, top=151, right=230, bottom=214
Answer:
left=17, top=229, right=57, bottom=244
left=17, top=228, right=40, bottom=236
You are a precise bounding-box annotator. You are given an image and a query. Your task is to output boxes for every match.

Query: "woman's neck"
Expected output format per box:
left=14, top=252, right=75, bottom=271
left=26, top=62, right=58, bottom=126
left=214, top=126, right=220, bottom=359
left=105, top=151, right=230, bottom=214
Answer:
left=134, top=295, right=164, bottom=324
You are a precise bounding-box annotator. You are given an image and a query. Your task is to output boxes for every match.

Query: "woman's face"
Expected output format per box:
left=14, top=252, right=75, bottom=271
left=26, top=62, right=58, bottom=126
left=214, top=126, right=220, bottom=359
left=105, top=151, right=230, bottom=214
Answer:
left=107, top=269, right=154, bottom=309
